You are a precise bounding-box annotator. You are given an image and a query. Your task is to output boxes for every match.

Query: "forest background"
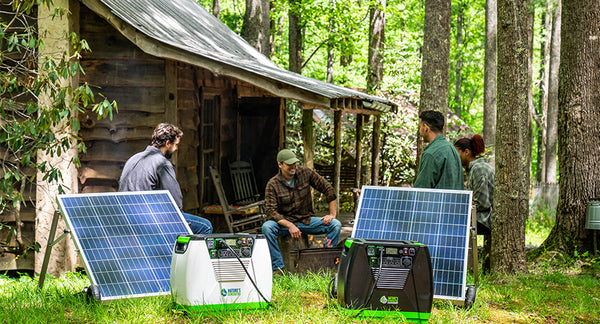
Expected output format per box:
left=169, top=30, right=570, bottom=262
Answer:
left=194, top=0, right=551, bottom=188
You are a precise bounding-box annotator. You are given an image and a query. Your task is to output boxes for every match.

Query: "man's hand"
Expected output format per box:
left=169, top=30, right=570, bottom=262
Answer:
left=278, top=219, right=302, bottom=239
left=321, top=214, right=336, bottom=225
left=288, top=223, right=302, bottom=239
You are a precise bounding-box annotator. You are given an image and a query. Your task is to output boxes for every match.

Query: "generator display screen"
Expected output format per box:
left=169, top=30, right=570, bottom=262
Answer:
left=386, top=247, right=398, bottom=255
left=204, top=235, right=255, bottom=259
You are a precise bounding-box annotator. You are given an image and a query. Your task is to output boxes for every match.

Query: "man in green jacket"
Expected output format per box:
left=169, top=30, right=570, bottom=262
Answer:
left=413, top=110, right=464, bottom=190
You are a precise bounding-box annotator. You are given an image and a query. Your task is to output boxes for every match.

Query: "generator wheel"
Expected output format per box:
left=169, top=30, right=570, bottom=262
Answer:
left=86, top=284, right=101, bottom=303
left=464, top=285, right=477, bottom=309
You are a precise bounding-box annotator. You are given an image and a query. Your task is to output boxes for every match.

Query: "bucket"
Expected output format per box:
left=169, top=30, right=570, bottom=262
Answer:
left=585, top=200, right=600, bottom=230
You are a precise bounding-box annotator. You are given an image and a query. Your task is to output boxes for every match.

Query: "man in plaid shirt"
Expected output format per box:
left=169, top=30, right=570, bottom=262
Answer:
left=262, top=149, right=342, bottom=273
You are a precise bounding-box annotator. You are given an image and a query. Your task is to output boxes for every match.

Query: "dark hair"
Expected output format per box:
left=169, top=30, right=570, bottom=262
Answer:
left=454, top=134, right=485, bottom=157
left=151, top=123, right=183, bottom=148
left=419, top=110, right=445, bottom=133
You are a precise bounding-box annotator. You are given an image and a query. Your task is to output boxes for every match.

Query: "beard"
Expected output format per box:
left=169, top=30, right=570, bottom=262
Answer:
left=164, top=150, right=173, bottom=159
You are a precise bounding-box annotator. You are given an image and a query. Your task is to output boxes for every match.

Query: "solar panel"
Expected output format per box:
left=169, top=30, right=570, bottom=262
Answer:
left=56, top=190, right=192, bottom=301
left=352, top=186, right=472, bottom=301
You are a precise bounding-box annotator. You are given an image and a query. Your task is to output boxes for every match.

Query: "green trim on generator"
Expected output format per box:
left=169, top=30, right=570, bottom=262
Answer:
left=175, top=301, right=269, bottom=312
left=343, top=308, right=431, bottom=323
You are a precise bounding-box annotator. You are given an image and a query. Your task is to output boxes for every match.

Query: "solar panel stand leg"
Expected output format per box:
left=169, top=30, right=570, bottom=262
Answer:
left=470, top=208, right=479, bottom=285
left=38, top=210, right=70, bottom=289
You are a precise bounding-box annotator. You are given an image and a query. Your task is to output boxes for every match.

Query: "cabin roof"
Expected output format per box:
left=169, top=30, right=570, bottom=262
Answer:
left=81, top=0, right=397, bottom=114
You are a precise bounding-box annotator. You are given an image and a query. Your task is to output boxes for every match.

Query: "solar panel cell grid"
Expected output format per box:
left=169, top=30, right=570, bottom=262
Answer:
left=57, top=191, right=192, bottom=301
left=352, top=186, right=472, bottom=301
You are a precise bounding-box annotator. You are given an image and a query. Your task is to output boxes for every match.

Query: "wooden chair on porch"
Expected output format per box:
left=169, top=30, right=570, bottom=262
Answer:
left=209, top=165, right=266, bottom=233
left=229, top=160, right=262, bottom=205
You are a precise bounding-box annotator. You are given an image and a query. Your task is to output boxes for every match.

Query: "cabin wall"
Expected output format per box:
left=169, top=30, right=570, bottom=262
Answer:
left=77, top=6, right=282, bottom=217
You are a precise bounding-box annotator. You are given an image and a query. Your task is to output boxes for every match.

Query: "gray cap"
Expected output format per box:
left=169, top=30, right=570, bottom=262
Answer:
left=277, top=149, right=299, bottom=164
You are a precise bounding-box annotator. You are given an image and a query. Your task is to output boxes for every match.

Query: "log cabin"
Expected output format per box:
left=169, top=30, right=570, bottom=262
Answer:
left=0, top=0, right=397, bottom=275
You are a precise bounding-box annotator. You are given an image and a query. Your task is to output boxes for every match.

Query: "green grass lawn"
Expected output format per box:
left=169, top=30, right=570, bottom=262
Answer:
left=1, top=256, right=599, bottom=324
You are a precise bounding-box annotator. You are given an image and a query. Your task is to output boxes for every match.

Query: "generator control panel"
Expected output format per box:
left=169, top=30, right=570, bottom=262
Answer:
left=174, top=233, right=262, bottom=259
left=366, top=244, right=418, bottom=269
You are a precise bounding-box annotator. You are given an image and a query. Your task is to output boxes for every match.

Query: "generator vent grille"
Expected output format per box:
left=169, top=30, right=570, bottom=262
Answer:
left=371, top=267, right=410, bottom=289
left=212, top=259, right=251, bottom=282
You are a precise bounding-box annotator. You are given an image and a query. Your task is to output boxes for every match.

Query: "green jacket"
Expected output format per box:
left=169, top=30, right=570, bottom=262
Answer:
left=414, top=135, right=464, bottom=190
left=467, top=157, right=494, bottom=229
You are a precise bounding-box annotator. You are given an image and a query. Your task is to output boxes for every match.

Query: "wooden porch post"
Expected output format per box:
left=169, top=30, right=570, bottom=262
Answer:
left=333, top=110, right=342, bottom=216
left=371, top=114, right=382, bottom=185
left=165, top=60, right=178, bottom=167
left=35, top=0, right=81, bottom=277
left=354, top=114, right=364, bottom=206
left=301, top=108, right=314, bottom=169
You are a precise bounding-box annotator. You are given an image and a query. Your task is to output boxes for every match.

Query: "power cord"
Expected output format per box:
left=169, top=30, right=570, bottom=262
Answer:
left=222, top=241, right=272, bottom=307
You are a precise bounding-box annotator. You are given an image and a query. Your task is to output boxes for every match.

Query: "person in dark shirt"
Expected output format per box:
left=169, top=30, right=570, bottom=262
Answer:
left=414, top=110, right=464, bottom=190
left=119, top=123, right=212, bottom=234
left=455, top=134, right=494, bottom=272
left=262, top=149, right=341, bottom=273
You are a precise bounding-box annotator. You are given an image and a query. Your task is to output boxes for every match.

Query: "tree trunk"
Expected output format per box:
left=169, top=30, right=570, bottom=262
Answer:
left=289, top=0, right=302, bottom=74
left=417, top=0, right=451, bottom=172
left=483, top=0, right=497, bottom=150
left=492, top=0, right=533, bottom=274
left=544, top=0, right=561, bottom=184
left=540, top=0, right=600, bottom=254
left=453, top=0, right=465, bottom=118
left=243, top=0, right=271, bottom=57
left=212, top=0, right=220, bottom=18
left=535, top=2, right=553, bottom=183
left=367, top=0, right=385, bottom=92
left=36, top=0, right=81, bottom=277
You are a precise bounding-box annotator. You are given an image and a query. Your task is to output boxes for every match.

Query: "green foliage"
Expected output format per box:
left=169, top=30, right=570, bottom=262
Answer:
left=0, top=1, right=116, bottom=250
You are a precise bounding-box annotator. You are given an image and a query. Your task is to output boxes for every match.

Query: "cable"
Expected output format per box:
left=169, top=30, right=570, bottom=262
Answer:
left=355, top=248, right=384, bottom=318
left=222, top=240, right=271, bottom=307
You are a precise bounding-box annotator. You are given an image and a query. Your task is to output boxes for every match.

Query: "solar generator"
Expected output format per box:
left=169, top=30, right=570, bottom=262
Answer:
left=352, top=186, right=473, bottom=303
left=170, top=233, right=271, bottom=311
left=336, top=238, right=433, bottom=322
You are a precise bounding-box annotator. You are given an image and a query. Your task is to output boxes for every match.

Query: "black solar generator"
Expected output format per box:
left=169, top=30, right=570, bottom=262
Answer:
left=336, top=238, right=433, bottom=322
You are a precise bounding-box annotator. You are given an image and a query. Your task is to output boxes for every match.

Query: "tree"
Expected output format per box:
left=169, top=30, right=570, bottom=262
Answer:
left=416, top=0, right=451, bottom=170
left=483, top=0, right=497, bottom=149
left=367, top=0, right=385, bottom=92
left=544, top=0, right=560, bottom=184
left=540, top=0, right=600, bottom=254
left=492, top=0, right=533, bottom=274
left=242, top=0, right=271, bottom=56
left=0, top=1, right=115, bottom=259
left=452, top=0, right=465, bottom=118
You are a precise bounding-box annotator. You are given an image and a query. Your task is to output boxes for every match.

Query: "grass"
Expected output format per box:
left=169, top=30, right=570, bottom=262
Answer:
left=1, top=204, right=584, bottom=323
left=1, top=257, right=599, bottom=324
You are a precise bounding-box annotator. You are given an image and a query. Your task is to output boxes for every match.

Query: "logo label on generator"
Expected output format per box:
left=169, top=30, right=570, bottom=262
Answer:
left=221, top=288, right=242, bottom=297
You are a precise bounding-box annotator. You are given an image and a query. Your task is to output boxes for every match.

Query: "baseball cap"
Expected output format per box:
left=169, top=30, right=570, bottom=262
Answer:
left=277, top=149, right=300, bottom=164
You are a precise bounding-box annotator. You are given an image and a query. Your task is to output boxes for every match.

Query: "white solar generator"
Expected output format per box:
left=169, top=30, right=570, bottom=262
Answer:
left=170, top=233, right=272, bottom=311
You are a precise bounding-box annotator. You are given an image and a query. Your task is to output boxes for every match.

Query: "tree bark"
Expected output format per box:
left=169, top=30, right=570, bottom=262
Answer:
left=535, top=2, right=553, bottom=183
left=483, top=0, right=497, bottom=150
left=367, top=0, right=385, bottom=92
left=417, top=0, right=451, bottom=172
left=492, top=0, right=533, bottom=274
left=544, top=0, right=561, bottom=184
left=212, top=0, right=220, bottom=18
left=36, top=0, right=81, bottom=277
left=453, top=0, right=465, bottom=118
left=243, top=0, right=271, bottom=57
left=540, top=0, right=600, bottom=254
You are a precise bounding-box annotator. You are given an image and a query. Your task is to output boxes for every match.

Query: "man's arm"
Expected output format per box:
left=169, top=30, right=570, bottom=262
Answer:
left=306, top=168, right=337, bottom=224
left=321, top=199, right=337, bottom=225
left=158, top=163, right=184, bottom=210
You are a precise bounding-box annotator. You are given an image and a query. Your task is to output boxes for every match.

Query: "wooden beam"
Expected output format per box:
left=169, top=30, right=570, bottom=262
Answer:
left=302, top=107, right=314, bottom=169
left=371, top=115, right=382, bottom=185
left=165, top=59, right=178, bottom=167
left=333, top=110, right=342, bottom=216
left=355, top=114, right=364, bottom=205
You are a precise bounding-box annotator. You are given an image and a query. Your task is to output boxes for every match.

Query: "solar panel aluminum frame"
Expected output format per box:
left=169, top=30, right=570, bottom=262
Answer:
left=351, top=186, right=473, bottom=301
left=56, top=190, right=192, bottom=301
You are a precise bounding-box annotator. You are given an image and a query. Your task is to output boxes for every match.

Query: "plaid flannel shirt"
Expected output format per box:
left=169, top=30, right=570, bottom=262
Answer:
left=467, top=157, right=494, bottom=229
left=265, top=166, right=337, bottom=224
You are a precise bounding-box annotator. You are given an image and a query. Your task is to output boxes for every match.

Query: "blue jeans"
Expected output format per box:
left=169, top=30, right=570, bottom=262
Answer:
left=262, top=217, right=342, bottom=271
left=182, top=212, right=213, bottom=234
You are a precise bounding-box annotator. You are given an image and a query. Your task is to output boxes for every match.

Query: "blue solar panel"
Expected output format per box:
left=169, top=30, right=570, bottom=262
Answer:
left=56, top=191, right=192, bottom=301
left=352, top=186, right=472, bottom=301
